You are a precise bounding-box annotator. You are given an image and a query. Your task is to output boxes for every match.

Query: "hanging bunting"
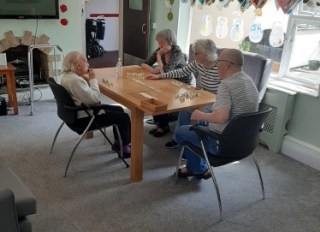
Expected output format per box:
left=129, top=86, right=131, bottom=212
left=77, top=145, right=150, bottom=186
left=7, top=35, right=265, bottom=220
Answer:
left=184, top=0, right=309, bottom=14
left=205, top=0, right=215, bottom=5
left=276, top=0, right=302, bottom=14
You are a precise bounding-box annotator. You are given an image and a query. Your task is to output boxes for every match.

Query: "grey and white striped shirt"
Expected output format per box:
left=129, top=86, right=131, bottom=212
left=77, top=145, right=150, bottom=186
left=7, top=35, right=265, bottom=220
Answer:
left=161, top=60, right=220, bottom=94
left=209, top=71, right=259, bottom=133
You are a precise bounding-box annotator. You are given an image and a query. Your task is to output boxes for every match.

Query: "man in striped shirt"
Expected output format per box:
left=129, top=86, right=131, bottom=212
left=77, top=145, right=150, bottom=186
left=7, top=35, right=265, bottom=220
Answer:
left=175, top=48, right=259, bottom=180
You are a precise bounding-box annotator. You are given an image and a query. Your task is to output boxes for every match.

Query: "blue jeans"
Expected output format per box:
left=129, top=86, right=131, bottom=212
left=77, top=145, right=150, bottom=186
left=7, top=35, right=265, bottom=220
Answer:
left=175, top=125, right=218, bottom=175
left=173, top=105, right=212, bottom=141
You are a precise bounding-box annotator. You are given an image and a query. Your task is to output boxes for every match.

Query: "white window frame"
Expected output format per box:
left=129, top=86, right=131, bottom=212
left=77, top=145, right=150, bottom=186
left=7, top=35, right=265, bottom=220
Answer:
left=270, top=12, right=320, bottom=97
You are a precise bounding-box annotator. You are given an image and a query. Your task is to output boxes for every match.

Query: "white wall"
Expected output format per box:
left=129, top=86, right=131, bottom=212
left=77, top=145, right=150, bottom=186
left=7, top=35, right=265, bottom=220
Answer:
left=0, top=0, right=84, bottom=55
left=85, top=0, right=119, bottom=51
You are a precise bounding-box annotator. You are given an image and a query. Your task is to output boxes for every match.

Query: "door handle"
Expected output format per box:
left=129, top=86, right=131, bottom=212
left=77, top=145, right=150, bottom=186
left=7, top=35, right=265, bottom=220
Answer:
left=141, top=23, right=146, bottom=34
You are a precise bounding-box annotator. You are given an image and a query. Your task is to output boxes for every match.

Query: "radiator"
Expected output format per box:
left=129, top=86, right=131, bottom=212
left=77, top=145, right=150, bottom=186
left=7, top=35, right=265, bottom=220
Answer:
left=259, top=87, right=296, bottom=153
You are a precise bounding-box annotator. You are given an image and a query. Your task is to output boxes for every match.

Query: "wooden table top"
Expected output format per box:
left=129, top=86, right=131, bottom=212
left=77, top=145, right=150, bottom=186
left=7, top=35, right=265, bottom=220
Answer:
left=93, top=65, right=216, bottom=115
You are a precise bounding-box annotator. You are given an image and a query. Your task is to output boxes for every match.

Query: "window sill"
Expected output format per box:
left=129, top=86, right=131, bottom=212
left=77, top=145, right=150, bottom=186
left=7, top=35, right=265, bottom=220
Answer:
left=267, top=76, right=319, bottom=97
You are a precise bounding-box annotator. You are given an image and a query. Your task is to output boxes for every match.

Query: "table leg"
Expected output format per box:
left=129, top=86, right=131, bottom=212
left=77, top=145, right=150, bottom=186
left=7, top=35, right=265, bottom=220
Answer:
left=130, top=107, right=144, bottom=182
left=5, top=70, right=18, bottom=115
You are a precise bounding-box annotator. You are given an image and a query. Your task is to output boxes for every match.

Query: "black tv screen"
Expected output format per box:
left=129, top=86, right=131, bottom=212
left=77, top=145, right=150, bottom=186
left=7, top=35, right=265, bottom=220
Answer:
left=0, top=0, right=59, bottom=19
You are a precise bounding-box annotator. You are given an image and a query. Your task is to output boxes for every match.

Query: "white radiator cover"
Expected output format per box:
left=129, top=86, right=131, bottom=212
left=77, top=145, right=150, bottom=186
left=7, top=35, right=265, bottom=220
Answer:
left=281, top=135, right=320, bottom=171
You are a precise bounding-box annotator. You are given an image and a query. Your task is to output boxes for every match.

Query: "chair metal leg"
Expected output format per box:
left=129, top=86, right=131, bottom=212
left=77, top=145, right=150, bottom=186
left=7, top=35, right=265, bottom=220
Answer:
left=174, top=146, right=186, bottom=184
left=50, top=122, right=65, bottom=154
left=97, top=126, right=113, bottom=146
left=252, top=154, right=265, bottom=200
left=113, top=125, right=129, bottom=168
left=64, top=116, right=95, bottom=177
left=200, top=140, right=223, bottom=221
left=96, top=124, right=129, bottom=168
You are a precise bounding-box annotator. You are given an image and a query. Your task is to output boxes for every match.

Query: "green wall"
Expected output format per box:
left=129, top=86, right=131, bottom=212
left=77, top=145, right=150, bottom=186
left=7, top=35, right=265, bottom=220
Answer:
left=288, top=93, right=320, bottom=147
left=149, top=0, right=191, bottom=55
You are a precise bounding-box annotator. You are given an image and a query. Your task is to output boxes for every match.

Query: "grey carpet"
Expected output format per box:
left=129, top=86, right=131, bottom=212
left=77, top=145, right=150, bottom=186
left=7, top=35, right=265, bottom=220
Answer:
left=1, top=87, right=320, bottom=232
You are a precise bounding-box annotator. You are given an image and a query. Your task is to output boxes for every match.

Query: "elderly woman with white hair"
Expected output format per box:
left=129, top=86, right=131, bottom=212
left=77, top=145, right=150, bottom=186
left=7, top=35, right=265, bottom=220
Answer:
left=61, top=51, right=131, bottom=158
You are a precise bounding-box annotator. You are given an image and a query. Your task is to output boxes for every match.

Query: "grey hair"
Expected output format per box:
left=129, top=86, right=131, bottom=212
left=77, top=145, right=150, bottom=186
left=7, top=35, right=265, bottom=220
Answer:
left=192, top=39, right=217, bottom=62
left=156, top=29, right=177, bottom=46
left=220, top=48, right=244, bottom=66
left=62, top=51, right=82, bottom=73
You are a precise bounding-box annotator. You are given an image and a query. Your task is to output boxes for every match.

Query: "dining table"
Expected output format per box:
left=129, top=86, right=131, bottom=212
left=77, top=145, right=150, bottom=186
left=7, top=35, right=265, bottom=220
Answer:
left=93, top=65, right=216, bottom=182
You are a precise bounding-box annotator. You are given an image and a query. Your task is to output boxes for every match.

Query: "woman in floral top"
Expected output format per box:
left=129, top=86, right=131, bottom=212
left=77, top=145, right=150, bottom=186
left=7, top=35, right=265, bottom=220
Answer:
left=141, top=29, right=191, bottom=137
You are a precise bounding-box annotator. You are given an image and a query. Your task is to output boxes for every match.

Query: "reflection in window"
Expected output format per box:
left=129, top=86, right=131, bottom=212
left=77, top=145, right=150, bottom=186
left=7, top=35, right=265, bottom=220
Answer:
left=129, top=0, right=143, bottom=11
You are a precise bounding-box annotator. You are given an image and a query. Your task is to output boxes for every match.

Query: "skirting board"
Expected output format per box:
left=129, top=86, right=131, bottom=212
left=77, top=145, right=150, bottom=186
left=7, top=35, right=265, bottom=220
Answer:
left=281, top=135, right=320, bottom=171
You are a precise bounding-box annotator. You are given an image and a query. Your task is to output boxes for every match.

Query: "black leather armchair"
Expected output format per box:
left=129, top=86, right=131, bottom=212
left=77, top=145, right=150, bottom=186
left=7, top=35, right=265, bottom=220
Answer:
left=0, top=188, right=20, bottom=232
left=48, top=78, right=129, bottom=177
left=175, top=108, right=272, bottom=221
left=0, top=166, right=36, bottom=232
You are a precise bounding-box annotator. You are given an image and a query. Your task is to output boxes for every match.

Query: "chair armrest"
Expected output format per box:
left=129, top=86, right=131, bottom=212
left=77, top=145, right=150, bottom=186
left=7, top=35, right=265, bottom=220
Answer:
left=190, top=126, right=221, bottom=140
left=0, top=188, right=20, bottom=232
left=64, top=105, right=87, bottom=111
left=86, top=103, right=110, bottom=115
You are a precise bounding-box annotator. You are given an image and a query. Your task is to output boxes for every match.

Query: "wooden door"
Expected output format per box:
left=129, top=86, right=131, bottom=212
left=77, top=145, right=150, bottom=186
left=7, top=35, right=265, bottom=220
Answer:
left=123, top=0, right=150, bottom=65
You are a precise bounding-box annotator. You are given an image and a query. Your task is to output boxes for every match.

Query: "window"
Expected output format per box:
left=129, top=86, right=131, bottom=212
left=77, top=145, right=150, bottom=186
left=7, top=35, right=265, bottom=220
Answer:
left=271, top=3, right=320, bottom=96
left=190, top=0, right=320, bottom=95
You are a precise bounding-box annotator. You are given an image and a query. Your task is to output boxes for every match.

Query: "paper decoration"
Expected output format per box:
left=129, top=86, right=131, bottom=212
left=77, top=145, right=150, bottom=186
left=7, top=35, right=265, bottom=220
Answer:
left=199, top=15, right=213, bottom=36
left=60, top=18, right=69, bottom=26
left=269, top=21, right=284, bottom=47
left=216, top=16, right=228, bottom=39
left=165, top=0, right=175, bottom=21
left=60, top=4, right=68, bottom=13
left=249, top=21, right=263, bottom=43
left=230, top=17, right=244, bottom=41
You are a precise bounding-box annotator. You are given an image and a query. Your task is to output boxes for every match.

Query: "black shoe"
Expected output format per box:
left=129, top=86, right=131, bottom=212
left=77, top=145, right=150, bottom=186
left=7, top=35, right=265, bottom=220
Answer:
left=149, top=127, right=158, bottom=135
left=195, top=170, right=212, bottom=180
left=176, top=167, right=194, bottom=178
left=165, top=140, right=178, bottom=149
left=153, top=127, right=170, bottom=137
left=118, top=151, right=131, bottom=159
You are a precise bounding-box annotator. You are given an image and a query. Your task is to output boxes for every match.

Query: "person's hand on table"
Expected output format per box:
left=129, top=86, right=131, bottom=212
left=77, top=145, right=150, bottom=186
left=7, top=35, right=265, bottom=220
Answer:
left=145, top=74, right=161, bottom=80
left=152, top=67, right=161, bottom=74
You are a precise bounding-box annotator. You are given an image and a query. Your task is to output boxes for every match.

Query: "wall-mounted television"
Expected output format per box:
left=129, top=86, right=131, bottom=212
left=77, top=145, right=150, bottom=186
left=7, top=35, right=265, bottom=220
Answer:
left=0, top=0, right=59, bottom=19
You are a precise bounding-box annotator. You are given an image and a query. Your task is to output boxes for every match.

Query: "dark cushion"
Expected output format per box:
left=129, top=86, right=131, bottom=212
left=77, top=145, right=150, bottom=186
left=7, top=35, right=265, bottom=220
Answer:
left=0, top=166, right=36, bottom=218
